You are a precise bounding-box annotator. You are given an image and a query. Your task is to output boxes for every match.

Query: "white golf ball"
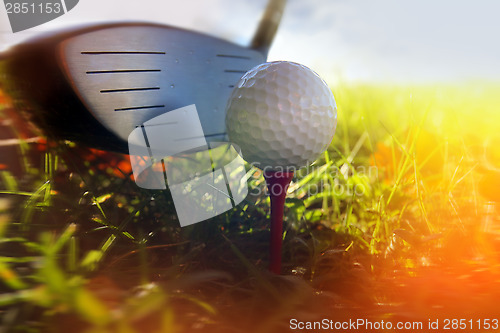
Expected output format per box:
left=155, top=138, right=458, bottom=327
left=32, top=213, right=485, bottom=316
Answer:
left=225, top=61, right=337, bottom=171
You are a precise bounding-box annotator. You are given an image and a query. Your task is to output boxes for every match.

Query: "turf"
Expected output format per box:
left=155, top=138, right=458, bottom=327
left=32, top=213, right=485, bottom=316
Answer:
left=0, top=82, right=499, bottom=332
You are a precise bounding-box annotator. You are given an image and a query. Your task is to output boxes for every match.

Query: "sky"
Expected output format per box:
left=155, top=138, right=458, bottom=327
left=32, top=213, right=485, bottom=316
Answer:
left=1, top=0, right=500, bottom=84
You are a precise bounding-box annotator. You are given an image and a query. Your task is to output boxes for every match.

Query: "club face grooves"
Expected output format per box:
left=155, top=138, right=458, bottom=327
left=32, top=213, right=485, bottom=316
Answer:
left=81, top=51, right=166, bottom=55
left=216, top=54, right=252, bottom=60
left=86, top=69, right=162, bottom=74
left=114, top=105, right=166, bottom=112
left=58, top=25, right=266, bottom=150
left=100, top=87, right=161, bottom=94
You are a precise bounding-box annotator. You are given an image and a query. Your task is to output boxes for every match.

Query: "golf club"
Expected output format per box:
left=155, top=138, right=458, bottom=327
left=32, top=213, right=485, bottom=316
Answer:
left=0, top=0, right=286, bottom=153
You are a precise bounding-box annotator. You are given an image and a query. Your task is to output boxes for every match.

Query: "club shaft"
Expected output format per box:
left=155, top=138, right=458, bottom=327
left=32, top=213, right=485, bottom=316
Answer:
left=251, top=0, right=287, bottom=55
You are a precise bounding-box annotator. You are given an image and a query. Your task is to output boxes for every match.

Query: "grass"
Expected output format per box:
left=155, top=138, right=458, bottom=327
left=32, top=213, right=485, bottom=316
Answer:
left=0, top=82, right=499, bottom=332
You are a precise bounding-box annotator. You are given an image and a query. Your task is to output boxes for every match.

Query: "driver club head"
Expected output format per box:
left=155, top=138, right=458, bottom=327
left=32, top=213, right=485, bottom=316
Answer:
left=0, top=0, right=286, bottom=153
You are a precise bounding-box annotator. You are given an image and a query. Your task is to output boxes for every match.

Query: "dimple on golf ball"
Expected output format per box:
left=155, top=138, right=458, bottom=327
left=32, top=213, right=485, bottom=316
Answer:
left=225, top=61, right=337, bottom=170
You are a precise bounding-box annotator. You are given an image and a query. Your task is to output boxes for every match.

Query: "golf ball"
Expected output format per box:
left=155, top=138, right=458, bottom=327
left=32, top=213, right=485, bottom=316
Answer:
left=225, top=61, right=337, bottom=171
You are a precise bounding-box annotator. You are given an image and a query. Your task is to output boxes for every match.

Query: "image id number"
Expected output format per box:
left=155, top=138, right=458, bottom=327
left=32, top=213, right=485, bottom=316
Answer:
left=5, top=2, right=62, bottom=14
left=443, top=319, right=499, bottom=330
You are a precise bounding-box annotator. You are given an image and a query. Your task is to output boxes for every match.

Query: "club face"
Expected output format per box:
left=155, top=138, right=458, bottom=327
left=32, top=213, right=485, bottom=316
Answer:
left=58, top=25, right=266, bottom=146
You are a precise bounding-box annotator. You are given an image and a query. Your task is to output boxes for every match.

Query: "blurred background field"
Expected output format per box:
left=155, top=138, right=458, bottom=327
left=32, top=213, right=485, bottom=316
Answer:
left=0, top=81, right=499, bottom=332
